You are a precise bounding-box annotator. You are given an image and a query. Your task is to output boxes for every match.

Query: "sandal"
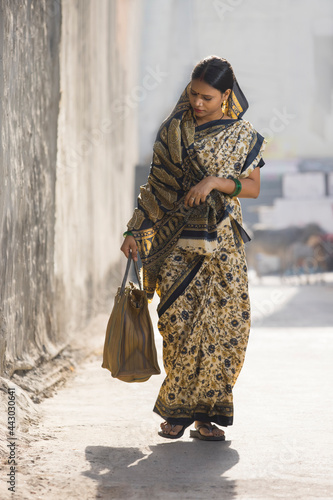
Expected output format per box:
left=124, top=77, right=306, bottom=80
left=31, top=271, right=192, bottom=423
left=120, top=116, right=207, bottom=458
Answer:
left=190, top=423, right=225, bottom=441
left=158, top=423, right=187, bottom=440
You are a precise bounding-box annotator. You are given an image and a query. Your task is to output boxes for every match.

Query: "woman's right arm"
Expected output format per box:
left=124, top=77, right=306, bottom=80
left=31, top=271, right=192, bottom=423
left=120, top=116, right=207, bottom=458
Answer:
left=120, top=235, right=138, bottom=261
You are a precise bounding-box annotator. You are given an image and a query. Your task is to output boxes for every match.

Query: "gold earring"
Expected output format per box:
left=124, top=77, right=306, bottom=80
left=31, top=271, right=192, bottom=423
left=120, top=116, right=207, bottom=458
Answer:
left=222, top=100, right=228, bottom=114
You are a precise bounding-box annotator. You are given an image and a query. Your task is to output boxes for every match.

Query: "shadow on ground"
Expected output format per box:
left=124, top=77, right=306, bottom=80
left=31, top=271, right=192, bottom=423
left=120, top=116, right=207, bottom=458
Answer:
left=83, top=440, right=239, bottom=499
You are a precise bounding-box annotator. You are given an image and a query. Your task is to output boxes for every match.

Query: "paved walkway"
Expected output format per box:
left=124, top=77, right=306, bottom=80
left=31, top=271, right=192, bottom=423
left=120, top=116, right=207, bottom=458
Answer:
left=3, top=278, right=333, bottom=499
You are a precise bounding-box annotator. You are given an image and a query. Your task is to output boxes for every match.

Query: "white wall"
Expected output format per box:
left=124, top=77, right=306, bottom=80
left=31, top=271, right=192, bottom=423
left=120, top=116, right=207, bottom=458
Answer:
left=137, top=0, right=333, bottom=164
left=55, top=0, right=140, bottom=338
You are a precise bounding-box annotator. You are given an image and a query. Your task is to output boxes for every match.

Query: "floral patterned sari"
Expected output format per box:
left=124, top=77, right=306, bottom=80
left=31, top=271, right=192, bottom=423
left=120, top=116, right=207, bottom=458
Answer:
left=127, top=82, right=266, bottom=426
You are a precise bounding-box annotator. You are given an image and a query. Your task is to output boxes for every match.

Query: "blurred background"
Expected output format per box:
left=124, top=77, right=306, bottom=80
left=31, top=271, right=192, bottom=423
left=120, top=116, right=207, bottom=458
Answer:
left=135, top=0, right=333, bottom=279
left=0, top=0, right=332, bottom=381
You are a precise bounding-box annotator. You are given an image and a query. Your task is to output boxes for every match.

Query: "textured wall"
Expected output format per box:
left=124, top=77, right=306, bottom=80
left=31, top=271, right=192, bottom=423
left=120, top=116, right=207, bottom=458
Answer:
left=54, top=0, right=139, bottom=341
left=0, top=0, right=61, bottom=376
left=0, top=0, right=139, bottom=377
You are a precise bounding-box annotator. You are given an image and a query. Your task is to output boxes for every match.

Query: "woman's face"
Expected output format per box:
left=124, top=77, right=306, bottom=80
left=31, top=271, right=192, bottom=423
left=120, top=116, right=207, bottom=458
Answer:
left=189, top=79, right=231, bottom=123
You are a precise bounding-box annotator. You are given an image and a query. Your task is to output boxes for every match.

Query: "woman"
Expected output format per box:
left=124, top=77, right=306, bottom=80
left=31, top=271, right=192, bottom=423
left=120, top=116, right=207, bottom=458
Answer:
left=121, top=56, right=266, bottom=441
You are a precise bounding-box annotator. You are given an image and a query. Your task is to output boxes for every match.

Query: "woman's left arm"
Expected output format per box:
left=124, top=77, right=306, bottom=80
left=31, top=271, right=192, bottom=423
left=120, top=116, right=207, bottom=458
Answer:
left=184, top=167, right=260, bottom=206
left=221, top=166, right=260, bottom=199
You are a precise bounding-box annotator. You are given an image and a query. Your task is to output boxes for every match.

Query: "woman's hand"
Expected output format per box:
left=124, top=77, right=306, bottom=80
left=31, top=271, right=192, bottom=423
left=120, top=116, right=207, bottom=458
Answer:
left=184, top=168, right=261, bottom=205
left=184, top=176, right=217, bottom=207
left=120, top=235, right=138, bottom=261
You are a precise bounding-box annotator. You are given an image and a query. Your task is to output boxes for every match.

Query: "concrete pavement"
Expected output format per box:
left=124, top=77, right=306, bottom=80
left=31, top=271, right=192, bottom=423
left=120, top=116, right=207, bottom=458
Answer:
left=3, top=278, right=333, bottom=499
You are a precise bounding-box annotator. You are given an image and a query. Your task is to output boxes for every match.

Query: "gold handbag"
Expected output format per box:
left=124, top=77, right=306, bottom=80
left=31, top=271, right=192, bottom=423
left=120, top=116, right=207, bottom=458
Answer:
left=102, top=254, right=160, bottom=382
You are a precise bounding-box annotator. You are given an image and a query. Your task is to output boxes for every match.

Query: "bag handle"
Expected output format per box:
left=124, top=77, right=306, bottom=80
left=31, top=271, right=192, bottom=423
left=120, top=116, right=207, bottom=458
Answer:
left=120, top=253, right=142, bottom=293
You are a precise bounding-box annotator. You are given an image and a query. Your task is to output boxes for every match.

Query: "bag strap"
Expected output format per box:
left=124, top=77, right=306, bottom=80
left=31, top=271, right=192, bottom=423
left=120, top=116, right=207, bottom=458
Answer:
left=120, top=253, right=142, bottom=293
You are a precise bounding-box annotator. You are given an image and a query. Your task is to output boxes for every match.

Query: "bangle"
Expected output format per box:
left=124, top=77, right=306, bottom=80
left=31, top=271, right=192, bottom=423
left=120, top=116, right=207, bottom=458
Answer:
left=230, top=178, right=242, bottom=197
left=123, top=230, right=133, bottom=237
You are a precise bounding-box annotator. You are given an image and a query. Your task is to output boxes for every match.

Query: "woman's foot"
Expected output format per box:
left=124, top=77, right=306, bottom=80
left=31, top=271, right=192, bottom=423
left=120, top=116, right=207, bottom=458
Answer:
left=191, top=421, right=225, bottom=441
left=195, top=421, right=225, bottom=438
left=159, top=422, right=184, bottom=437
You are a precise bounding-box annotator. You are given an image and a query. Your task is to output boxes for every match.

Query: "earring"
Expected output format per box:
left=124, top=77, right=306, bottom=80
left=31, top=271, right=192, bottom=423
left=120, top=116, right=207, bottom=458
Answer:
left=222, top=100, right=228, bottom=114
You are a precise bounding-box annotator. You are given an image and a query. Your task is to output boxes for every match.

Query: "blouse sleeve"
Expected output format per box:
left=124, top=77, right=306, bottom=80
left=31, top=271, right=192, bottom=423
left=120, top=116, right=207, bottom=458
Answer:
left=239, top=126, right=266, bottom=179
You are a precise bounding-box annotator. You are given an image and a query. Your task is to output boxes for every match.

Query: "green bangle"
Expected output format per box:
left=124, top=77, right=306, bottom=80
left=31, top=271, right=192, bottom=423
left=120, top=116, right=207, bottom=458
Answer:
left=230, top=178, right=242, bottom=197
left=123, top=230, right=133, bottom=237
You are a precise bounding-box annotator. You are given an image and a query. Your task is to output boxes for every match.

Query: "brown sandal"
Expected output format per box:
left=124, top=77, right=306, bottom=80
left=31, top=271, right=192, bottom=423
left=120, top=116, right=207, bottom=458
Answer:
left=158, top=423, right=187, bottom=440
left=190, top=423, right=225, bottom=441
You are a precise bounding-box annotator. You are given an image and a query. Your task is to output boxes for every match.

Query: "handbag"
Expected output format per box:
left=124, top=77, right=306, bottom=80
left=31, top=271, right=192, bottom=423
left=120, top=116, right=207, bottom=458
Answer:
left=102, top=253, right=160, bottom=382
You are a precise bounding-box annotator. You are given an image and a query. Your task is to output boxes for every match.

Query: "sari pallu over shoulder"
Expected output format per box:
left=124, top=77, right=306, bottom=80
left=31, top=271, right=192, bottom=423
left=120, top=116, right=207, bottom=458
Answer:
left=127, top=84, right=266, bottom=299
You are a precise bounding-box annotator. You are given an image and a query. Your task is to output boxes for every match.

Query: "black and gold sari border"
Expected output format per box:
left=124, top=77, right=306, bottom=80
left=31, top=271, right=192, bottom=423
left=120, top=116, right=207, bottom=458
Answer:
left=157, top=254, right=205, bottom=318
left=241, top=132, right=265, bottom=173
left=153, top=398, right=234, bottom=426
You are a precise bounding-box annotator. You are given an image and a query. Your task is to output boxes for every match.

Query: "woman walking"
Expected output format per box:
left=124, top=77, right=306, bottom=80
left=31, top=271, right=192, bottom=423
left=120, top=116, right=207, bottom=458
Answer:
left=121, top=56, right=266, bottom=441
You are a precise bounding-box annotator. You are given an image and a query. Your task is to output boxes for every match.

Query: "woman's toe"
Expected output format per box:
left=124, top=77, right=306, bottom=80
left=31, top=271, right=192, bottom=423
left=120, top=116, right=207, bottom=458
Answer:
left=210, top=425, right=225, bottom=437
left=160, top=422, right=183, bottom=436
left=160, top=421, right=170, bottom=432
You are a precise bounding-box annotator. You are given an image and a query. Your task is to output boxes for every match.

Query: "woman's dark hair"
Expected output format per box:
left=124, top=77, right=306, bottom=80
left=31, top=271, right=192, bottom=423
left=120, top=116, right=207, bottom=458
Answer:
left=191, top=56, right=235, bottom=93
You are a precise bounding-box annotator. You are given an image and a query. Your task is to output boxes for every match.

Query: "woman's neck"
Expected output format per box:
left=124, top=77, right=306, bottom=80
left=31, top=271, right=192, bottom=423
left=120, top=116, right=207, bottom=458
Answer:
left=195, top=113, right=230, bottom=126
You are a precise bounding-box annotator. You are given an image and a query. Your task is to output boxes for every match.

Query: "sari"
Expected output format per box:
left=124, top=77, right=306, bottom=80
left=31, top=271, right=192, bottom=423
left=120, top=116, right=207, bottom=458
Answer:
left=127, top=80, right=266, bottom=427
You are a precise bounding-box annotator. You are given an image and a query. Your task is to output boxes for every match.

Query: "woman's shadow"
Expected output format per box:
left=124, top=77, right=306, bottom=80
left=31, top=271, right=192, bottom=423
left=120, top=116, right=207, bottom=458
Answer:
left=83, top=439, right=239, bottom=499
